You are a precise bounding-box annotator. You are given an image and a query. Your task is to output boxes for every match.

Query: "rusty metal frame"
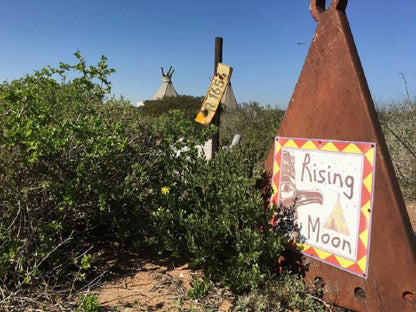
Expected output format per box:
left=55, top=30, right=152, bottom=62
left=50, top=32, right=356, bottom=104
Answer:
left=265, top=0, right=416, bottom=310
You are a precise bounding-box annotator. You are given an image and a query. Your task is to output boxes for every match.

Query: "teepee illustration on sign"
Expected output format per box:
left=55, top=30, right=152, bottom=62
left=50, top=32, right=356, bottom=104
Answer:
left=152, top=66, right=178, bottom=100
left=324, top=194, right=350, bottom=235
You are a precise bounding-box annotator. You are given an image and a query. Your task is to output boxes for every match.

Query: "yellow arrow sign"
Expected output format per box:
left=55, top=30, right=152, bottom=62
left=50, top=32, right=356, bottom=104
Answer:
left=195, top=63, right=233, bottom=126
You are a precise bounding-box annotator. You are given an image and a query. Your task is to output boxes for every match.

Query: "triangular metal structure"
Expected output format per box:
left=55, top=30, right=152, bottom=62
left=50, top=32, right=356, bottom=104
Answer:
left=152, top=66, right=178, bottom=100
left=265, top=1, right=416, bottom=310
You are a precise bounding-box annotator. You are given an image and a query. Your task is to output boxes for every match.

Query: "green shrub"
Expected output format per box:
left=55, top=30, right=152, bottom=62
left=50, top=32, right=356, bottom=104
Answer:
left=187, top=275, right=213, bottom=300
left=139, top=95, right=203, bottom=119
left=1, top=64, right=284, bottom=297
left=233, top=273, right=327, bottom=311
left=0, top=53, right=210, bottom=299
left=77, top=294, right=101, bottom=312
left=219, top=103, right=284, bottom=167
left=151, top=145, right=283, bottom=292
left=0, top=52, right=121, bottom=290
left=379, top=98, right=416, bottom=201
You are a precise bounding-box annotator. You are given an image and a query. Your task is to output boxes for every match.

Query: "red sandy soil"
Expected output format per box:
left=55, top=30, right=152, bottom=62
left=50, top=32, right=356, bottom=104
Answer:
left=91, top=252, right=233, bottom=312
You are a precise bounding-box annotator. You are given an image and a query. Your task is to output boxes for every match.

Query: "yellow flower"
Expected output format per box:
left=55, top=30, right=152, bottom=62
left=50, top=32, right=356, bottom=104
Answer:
left=161, top=186, right=170, bottom=195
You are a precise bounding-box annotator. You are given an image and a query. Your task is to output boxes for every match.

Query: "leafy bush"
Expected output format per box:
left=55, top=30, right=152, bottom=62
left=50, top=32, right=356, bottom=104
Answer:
left=233, top=273, right=328, bottom=312
left=379, top=98, right=416, bottom=201
left=151, top=145, right=283, bottom=292
left=76, top=294, right=100, bottom=312
left=139, top=95, right=203, bottom=119
left=0, top=53, right=212, bottom=303
left=187, top=275, right=213, bottom=300
left=219, top=103, right=284, bottom=167
left=0, top=52, right=122, bottom=291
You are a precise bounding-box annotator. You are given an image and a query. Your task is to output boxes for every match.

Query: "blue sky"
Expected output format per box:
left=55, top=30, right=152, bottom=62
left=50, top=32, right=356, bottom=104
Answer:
left=1, top=0, right=415, bottom=107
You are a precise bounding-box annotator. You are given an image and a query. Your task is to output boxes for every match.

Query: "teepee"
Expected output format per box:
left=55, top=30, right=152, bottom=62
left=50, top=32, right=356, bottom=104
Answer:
left=152, top=66, right=178, bottom=100
left=221, top=82, right=238, bottom=109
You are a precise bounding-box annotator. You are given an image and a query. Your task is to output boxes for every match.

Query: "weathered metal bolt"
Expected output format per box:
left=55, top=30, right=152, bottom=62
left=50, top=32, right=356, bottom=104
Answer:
left=354, top=287, right=366, bottom=300
left=403, top=291, right=416, bottom=305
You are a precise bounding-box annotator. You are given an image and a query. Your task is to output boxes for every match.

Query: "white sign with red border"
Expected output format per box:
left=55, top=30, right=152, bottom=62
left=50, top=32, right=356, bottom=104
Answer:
left=271, top=137, right=376, bottom=277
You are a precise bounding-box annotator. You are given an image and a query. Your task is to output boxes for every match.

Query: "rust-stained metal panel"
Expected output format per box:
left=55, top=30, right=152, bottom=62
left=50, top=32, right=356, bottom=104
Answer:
left=265, top=0, right=416, bottom=310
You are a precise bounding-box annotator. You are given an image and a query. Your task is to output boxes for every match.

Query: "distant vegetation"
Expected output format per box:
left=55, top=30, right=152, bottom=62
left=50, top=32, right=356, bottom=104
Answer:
left=139, top=95, right=203, bottom=119
left=0, top=53, right=414, bottom=310
left=378, top=98, right=416, bottom=201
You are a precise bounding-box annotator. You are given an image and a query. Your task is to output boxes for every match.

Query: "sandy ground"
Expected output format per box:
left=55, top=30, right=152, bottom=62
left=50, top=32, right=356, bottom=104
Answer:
left=92, top=253, right=233, bottom=312
left=96, top=260, right=194, bottom=311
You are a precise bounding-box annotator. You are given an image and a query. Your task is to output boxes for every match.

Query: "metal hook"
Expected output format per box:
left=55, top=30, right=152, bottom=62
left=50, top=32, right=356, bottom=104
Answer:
left=330, top=0, right=347, bottom=12
left=310, top=0, right=326, bottom=21
left=310, top=0, right=348, bottom=21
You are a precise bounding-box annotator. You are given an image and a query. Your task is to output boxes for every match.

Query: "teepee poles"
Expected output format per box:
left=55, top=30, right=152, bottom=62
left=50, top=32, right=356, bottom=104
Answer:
left=152, top=66, right=178, bottom=100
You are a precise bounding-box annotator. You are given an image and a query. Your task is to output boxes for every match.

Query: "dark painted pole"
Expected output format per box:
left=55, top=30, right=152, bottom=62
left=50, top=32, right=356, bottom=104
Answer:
left=211, top=37, right=223, bottom=157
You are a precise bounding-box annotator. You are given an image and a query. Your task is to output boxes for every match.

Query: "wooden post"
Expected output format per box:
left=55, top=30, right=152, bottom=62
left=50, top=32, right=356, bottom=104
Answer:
left=211, top=37, right=223, bottom=157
